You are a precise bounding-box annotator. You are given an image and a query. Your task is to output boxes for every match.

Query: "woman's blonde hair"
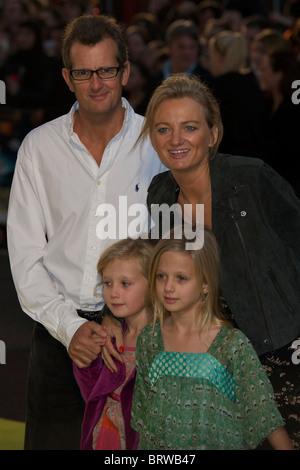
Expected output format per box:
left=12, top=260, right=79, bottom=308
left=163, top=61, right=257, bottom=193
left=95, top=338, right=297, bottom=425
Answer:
left=209, top=30, right=248, bottom=73
left=138, top=73, right=223, bottom=160
left=147, top=228, right=231, bottom=334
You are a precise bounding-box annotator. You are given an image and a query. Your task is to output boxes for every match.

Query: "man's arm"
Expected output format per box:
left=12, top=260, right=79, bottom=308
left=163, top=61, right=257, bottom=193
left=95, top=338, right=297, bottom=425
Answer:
left=7, top=141, right=93, bottom=351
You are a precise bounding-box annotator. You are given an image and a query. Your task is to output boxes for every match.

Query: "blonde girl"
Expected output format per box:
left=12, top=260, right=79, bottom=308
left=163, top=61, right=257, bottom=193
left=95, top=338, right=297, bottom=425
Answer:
left=73, top=237, right=153, bottom=450
left=131, top=228, right=293, bottom=450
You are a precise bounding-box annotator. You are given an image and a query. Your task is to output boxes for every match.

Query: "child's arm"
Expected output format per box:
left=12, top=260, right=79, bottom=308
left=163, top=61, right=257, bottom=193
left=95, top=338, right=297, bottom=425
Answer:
left=267, top=427, right=294, bottom=450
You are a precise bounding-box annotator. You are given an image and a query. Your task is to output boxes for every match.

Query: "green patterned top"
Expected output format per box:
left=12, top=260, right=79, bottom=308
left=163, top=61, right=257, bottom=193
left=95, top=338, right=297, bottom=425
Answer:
left=131, top=324, right=284, bottom=450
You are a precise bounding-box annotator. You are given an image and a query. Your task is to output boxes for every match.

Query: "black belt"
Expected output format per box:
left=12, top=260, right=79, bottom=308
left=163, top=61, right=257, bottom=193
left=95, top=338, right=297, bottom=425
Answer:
left=77, top=309, right=104, bottom=323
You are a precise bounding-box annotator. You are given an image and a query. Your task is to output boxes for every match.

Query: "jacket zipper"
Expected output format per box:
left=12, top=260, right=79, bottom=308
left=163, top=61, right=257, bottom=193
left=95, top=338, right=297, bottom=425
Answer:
left=267, top=266, right=294, bottom=313
left=229, top=199, right=273, bottom=350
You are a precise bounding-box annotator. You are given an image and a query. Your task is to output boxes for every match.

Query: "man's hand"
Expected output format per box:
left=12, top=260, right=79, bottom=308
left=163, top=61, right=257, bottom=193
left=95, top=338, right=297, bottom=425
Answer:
left=100, top=315, right=124, bottom=373
left=68, top=321, right=108, bottom=368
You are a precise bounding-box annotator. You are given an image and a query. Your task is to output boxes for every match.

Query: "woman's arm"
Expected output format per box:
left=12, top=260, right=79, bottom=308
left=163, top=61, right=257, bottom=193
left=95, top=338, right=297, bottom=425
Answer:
left=98, top=315, right=124, bottom=372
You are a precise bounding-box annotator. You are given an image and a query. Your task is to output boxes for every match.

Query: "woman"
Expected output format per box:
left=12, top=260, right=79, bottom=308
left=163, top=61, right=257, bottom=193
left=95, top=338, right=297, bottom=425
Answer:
left=208, top=30, right=265, bottom=157
left=139, top=73, right=300, bottom=449
left=257, top=49, right=300, bottom=197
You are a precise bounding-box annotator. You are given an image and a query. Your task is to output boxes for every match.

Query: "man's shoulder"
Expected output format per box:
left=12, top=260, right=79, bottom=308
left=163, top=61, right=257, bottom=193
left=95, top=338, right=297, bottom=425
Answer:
left=23, top=112, right=68, bottom=144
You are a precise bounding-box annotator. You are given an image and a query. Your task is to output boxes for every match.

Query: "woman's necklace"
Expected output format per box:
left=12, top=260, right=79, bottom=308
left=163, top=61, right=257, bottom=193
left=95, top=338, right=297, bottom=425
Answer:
left=179, top=181, right=211, bottom=226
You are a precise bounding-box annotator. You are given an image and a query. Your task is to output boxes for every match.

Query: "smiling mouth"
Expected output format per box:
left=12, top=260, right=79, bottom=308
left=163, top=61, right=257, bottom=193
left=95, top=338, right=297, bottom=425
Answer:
left=89, top=91, right=108, bottom=100
left=169, top=149, right=189, bottom=158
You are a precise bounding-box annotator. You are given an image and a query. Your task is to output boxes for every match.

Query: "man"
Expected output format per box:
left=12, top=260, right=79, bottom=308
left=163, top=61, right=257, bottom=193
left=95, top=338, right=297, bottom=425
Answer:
left=147, top=19, right=213, bottom=95
left=7, top=14, right=164, bottom=450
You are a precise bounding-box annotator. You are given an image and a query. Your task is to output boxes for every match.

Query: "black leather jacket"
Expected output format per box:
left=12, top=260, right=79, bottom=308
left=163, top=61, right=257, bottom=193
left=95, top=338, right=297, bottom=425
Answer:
left=147, top=153, right=300, bottom=356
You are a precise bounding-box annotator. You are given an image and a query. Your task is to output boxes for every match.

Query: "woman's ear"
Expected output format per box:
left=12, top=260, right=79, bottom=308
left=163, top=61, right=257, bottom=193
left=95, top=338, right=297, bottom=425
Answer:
left=210, top=125, right=218, bottom=148
left=203, top=283, right=209, bottom=294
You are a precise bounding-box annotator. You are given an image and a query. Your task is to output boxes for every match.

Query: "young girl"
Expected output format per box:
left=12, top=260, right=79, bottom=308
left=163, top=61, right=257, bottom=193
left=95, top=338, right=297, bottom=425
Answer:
left=73, top=237, right=153, bottom=450
left=131, top=229, right=293, bottom=450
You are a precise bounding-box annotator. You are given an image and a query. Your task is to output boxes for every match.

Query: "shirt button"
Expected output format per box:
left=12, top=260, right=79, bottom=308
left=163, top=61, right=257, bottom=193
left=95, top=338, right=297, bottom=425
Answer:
left=97, top=180, right=101, bottom=185
left=240, top=210, right=247, bottom=217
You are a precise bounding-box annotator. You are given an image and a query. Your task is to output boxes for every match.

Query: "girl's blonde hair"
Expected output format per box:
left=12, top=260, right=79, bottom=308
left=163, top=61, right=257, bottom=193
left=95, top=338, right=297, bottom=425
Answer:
left=97, top=237, right=153, bottom=281
left=138, top=73, right=223, bottom=160
left=147, top=228, right=231, bottom=334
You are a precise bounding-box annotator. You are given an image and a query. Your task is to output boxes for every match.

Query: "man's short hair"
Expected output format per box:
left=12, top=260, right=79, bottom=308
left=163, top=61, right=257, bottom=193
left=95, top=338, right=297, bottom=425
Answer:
left=62, top=14, right=128, bottom=70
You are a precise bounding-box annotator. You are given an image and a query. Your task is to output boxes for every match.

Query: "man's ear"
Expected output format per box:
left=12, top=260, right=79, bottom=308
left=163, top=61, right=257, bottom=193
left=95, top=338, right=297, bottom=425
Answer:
left=62, top=68, right=75, bottom=93
left=121, top=61, right=130, bottom=87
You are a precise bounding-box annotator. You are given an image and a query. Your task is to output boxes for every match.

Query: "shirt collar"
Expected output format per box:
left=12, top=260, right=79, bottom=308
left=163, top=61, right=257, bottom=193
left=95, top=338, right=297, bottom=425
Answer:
left=65, top=98, right=132, bottom=139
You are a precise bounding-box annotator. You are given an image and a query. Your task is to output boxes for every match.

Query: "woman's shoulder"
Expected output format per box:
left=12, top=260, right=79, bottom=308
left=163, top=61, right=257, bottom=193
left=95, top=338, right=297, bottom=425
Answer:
left=148, top=170, right=175, bottom=190
left=213, top=152, right=265, bottom=170
left=147, top=171, right=178, bottom=207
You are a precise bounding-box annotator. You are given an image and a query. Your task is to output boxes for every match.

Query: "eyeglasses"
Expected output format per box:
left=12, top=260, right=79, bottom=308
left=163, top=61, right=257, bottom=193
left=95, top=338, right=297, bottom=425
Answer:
left=70, top=66, right=120, bottom=81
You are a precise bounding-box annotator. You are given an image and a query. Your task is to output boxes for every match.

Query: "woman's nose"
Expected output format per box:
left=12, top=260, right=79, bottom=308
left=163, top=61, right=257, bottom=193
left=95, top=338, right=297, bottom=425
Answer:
left=170, top=129, right=184, bottom=146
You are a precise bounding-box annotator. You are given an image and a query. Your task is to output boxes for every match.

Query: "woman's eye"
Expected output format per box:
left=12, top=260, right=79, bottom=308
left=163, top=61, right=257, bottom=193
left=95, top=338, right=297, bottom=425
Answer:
left=157, top=127, right=169, bottom=134
left=185, top=126, right=196, bottom=131
left=122, top=281, right=131, bottom=287
left=177, top=275, right=187, bottom=281
left=103, top=281, right=111, bottom=286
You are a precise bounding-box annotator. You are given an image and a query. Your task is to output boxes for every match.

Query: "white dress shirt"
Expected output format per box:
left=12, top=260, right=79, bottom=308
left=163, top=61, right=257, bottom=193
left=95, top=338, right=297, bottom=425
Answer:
left=7, top=99, right=165, bottom=349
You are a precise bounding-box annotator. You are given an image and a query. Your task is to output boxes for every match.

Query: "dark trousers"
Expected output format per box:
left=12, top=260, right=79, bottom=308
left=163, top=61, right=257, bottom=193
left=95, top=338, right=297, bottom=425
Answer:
left=24, top=323, right=85, bottom=450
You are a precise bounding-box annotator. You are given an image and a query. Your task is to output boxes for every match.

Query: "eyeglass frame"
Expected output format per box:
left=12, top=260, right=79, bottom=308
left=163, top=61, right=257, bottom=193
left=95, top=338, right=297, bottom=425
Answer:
left=69, top=66, right=121, bottom=81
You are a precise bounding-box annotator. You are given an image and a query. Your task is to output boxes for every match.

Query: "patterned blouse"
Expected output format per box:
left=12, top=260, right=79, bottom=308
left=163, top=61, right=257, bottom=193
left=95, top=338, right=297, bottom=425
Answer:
left=131, top=324, right=285, bottom=450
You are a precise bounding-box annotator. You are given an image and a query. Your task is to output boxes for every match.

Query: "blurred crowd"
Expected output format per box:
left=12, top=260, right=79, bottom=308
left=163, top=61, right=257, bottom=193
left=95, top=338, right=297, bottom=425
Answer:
left=0, top=0, right=300, bottom=243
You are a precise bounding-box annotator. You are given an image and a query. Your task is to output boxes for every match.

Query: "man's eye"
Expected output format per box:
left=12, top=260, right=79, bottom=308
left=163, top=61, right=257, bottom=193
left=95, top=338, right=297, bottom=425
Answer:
left=78, top=69, right=89, bottom=76
left=100, top=67, right=111, bottom=74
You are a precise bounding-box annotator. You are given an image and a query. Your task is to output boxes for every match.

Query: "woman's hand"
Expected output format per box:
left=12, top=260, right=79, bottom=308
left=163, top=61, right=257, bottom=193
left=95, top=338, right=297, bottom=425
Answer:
left=98, top=315, right=124, bottom=373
